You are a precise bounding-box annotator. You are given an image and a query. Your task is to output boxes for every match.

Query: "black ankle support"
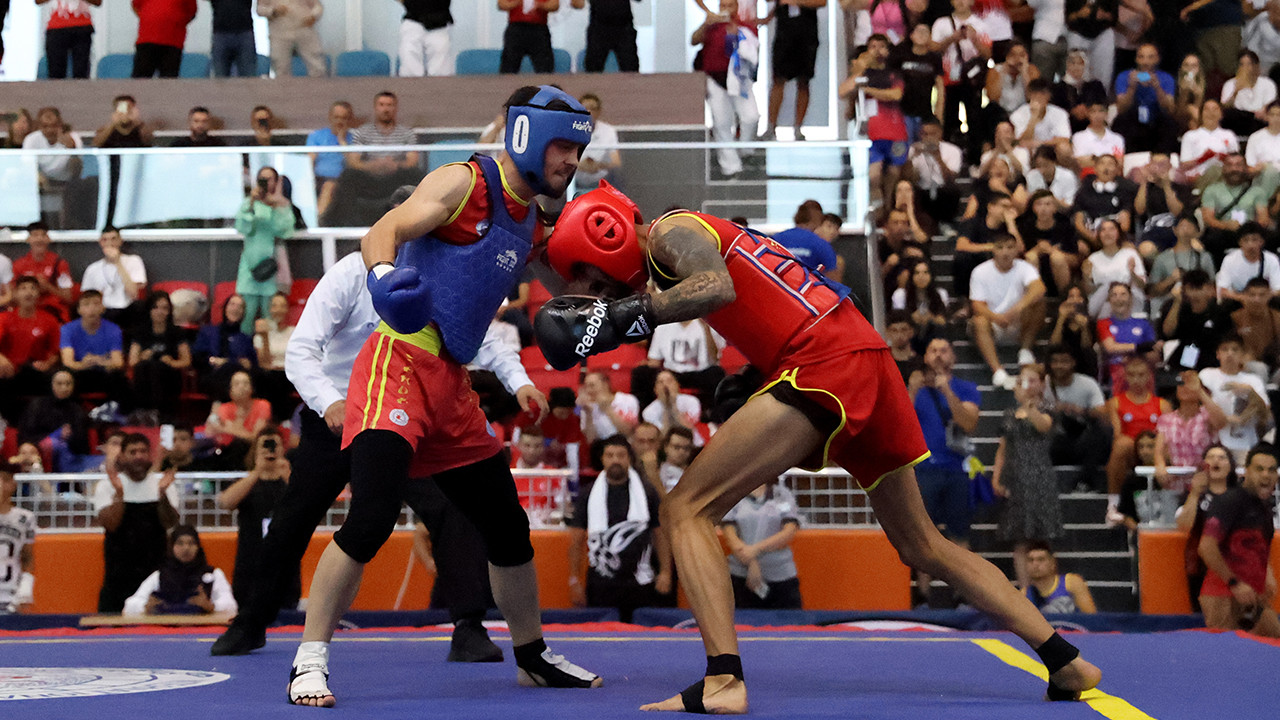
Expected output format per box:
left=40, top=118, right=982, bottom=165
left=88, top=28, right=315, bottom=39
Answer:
left=1034, top=633, right=1079, bottom=675
left=706, top=654, right=744, bottom=681
left=513, top=637, right=548, bottom=666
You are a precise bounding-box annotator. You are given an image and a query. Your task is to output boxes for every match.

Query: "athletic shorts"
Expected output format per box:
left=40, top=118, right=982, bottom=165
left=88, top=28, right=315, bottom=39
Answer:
left=869, top=139, right=908, bottom=167
left=754, top=333, right=930, bottom=491
left=343, top=323, right=502, bottom=478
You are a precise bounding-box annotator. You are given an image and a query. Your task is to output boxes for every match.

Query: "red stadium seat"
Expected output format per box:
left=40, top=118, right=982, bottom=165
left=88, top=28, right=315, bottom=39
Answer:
left=520, top=346, right=581, bottom=391
left=720, top=345, right=749, bottom=373
left=287, top=278, right=320, bottom=326
left=586, top=344, right=647, bottom=393
left=210, top=281, right=238, bottom=324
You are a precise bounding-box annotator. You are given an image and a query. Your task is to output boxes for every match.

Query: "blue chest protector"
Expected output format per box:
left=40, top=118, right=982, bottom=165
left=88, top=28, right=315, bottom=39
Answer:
left=395, top=154, right=535, bottom=363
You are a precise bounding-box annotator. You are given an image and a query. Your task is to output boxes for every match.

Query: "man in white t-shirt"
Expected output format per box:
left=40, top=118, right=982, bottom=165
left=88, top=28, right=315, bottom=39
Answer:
left=1199, top=332, right=1271, bottom=463
left=574, top=93, right=621, bottom=191
left=968, top=233, right=1047, bottom=389
left=1071, top=101, right=1126, bottom=171
left=578, top=370, right=640, bottom=442
left=1179, top=99, right=1240, bottom=184
left=21, top=107, right=83, bottom=229
left=1009, top=78, right=1071, bottom=158
left=642, top=318, right=726, bottom=410
left=92, top=433, right=179, bottom=612
left=80, top=226, right=146, bottom=327
left=641, top=370, right=703, bottom=442
left=1218, top=222, right=1280, bottom=302
left=1245, top=101, right=1280, bottom=176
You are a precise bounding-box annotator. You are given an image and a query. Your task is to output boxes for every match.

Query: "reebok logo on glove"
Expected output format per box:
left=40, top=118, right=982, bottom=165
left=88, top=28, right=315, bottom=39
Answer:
left=625, top=317, right=650, bottom=338
left=575, top=299, right=610, bottom=358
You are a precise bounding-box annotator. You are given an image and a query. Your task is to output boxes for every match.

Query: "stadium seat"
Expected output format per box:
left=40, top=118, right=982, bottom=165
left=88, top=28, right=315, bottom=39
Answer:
left=210, top=281, right=237, bottom=324
left=96, top=54, right=135, bottom=79
left=527, top=279, right=553, bottom=322
left=179, top=53, right=211, bottom=78
left=1, top=427, right=17, bottom=460
left=37, top=58, right=48, bottom=79
left=520, top=346, right=581, bottom=391
left=575, top=49, right=620, bottom=73
left=456, top=49, right=502, bottom=75
left=587, top=344, right=646, bottom=393
left=256, top=54, right=272, bottom=77
left=426, top=139, right=477, bottom=172
left=291, top=54, right=332, bottom=77
left=286, top=278, right=320, bottom=326
left=336, top=50, right=391, bottom=77
left=517, top=49, right=572, bottom=74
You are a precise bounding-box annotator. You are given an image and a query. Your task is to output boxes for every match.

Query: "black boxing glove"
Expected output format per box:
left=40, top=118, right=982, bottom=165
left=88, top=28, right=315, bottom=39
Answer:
left=535, top=294, right=657, bottom=371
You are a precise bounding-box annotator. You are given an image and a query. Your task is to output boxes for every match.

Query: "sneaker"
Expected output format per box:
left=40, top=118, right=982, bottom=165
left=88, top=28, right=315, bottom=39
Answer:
left=447, top=619, right=503, bottom=663
left=211, top=621, right=267, bottom=656
left=1017, top=348, right=1037, bottom=367
left=991, top=369, right=1016, bottom=391
left=514, top=641, right=602, bottom=688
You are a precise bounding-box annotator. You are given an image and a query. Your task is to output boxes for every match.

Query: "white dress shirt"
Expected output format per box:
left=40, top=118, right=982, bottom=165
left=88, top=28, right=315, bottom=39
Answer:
left=284, top=252, right=533, bottom=418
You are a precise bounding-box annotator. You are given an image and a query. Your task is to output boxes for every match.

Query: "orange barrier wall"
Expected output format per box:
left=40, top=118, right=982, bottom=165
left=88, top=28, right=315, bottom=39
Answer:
left=1137, top=529, right=1280, bottom=614
left=29, top=529, right=911, bottom=615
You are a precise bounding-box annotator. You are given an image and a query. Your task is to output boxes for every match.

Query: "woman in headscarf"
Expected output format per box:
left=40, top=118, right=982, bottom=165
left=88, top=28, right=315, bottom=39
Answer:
left=123, top=525, right=236, bottom=615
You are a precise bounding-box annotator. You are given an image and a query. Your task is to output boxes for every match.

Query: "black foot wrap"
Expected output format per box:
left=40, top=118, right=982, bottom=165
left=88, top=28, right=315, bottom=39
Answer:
left=513, top=637, right=548, bottom=666
left=680, top=680, right=709, bottom=714
left=1035, top=632, right=1079, bottom=675
left=706, top=654, right=745, bottom=681
left=1036, top=633, right=1082, bottom=702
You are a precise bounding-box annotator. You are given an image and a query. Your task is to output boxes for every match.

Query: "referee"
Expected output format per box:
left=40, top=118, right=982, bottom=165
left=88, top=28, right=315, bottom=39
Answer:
left=211, top=248, right=545, bottom=659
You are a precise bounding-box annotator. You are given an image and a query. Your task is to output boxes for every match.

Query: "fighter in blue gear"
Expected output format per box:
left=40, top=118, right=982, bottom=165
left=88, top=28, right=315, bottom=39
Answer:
left=290, top=86, right=600, bottom=708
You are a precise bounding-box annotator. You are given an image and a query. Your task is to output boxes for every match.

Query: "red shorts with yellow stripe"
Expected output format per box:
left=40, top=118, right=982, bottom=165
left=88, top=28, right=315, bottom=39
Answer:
left=754, top=327, right=930, bottom=491
left=342, top=323, right=502, bottom=478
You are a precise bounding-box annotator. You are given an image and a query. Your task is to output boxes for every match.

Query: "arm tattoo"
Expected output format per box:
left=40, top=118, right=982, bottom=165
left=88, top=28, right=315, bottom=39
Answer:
left=648, top=223, right=736, bottom=323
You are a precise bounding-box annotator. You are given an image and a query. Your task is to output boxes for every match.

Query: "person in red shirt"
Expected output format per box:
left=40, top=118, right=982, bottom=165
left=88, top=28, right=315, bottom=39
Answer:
left=12, top=222, right=74, bottom=322
left=0, top=277, right=62, bottom=421
left=40, top=0, right=98, bottom=79
left=498, top=0, right=558, bottom=73
left=130, top=0, right=197, bottom=78
left=536, top=186, right=1102, bottom=712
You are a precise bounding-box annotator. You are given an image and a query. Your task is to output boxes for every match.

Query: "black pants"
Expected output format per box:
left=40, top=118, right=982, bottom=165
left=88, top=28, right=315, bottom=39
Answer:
left=235, top=409, right=493, bottom=630
left=952, top=250, right=992, bottom=300
left=943, top=83, right=984, bottom=164
left=587, top=580, right=656, bottom=623
left=500, top=22, right=554, bottom=73
left=46, top=25, right=93, bottom=79
left=132, top=43, right=182, bottom=78
left=73, top=368, right=133, bottom=412
left=1111, top=106, right=1179, bottom=154
left=1048, top=414, right=1113, bottom=491
left=0, top=366, right=50, bottom=423
left=584, top=23, right=639, bottom=72
left=256, top=368, right=299, bottom=422
left=131, top=359, right=181, bottom=421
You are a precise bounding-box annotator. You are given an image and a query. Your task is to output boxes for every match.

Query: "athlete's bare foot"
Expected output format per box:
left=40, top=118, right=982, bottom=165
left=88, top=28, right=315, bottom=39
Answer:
left=1046, top=656, right=1102, bottom=701
left=640, top=675, right=748, bottom=714
left=288, top=665, right=337, bottom=708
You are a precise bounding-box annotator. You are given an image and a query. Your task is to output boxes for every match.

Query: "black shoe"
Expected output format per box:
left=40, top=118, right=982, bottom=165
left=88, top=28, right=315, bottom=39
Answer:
left=211, top=621, right=267, bottom=656
left=447, top=619, right=503, bottom=663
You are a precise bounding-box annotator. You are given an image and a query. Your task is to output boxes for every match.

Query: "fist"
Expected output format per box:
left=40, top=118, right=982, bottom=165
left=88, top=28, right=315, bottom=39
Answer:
left=368, top=265, right=433, bottom=335
left=535, top=296, right=624, bottom=371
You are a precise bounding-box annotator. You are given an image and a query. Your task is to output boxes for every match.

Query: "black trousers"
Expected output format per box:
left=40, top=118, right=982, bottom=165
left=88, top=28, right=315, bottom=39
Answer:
left=943, top=83, right=984, bottom=164
left=500, top=22, right=554, bottom=73
left=132, top=43, right=181, bottom=78
left=235, top=408, right=492, bottom=629
left=1111, top=106, right=1179, bottom=154
left=584, top=23, right=639, bottom=72
left=46, top=25, right=93, bottom=79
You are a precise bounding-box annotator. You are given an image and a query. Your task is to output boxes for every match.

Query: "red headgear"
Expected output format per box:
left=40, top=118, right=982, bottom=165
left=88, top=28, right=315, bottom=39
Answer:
left=547, top=180, right=647, bottom=291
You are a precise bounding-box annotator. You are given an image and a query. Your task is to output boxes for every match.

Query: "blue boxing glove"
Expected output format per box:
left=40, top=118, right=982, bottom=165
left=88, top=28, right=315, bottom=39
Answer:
left=367, top=262, right=433, bottom=335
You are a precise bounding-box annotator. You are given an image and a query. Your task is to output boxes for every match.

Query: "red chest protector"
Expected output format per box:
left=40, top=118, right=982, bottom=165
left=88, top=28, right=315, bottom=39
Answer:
left=648, top=211, right=861, bottom=371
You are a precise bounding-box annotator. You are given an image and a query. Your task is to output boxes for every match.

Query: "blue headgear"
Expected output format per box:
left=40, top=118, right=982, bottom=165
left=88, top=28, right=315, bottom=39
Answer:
left=505, top=86, right=594, bottom=198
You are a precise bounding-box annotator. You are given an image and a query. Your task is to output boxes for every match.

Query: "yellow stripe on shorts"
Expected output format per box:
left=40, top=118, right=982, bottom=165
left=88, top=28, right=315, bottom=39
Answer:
left=373, top=338, right=396, bottom=428
left=361, top=333, right=387, bottom=432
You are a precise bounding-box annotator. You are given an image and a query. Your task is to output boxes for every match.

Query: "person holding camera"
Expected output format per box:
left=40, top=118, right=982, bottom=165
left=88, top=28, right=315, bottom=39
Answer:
left=218, top=427, right=297, bottom=609
left=234, top=166, right=296, bottom=336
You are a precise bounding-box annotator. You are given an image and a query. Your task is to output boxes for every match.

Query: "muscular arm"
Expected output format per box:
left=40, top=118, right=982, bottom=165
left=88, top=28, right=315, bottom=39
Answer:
left=645, top=216, right=737, bottom=323
left=361, top=163, right=473, bottom=269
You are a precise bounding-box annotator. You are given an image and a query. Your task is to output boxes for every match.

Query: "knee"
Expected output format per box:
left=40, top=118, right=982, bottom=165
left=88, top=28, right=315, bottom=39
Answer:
left=333, top=506, right=400, bottom=564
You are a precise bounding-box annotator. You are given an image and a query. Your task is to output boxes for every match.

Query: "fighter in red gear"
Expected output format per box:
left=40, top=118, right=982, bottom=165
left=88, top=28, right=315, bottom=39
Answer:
left=536, top=188, right=1103, bottom=714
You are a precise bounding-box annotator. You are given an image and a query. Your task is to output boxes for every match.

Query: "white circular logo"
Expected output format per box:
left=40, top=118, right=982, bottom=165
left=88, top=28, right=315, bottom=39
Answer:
left=511, top=115, right=530, bottom=154
left=389, top=409, right=410, bottom=427
left=0, top=667, right=229, bottom=700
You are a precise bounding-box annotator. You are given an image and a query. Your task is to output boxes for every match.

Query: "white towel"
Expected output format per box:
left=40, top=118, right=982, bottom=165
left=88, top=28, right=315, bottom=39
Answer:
left=585, top=469, right=654, bottom=585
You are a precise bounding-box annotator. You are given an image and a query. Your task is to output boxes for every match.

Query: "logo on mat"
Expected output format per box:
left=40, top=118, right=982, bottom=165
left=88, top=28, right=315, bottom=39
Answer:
left=496, top=249, right=519, bottom=273
left=0, top=668, right=229, bottom=700
left=389, top=409, right=409, bottom=427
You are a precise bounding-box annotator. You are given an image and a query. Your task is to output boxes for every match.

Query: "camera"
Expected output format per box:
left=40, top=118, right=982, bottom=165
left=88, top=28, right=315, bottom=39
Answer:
left=262, top=438, right=278, bottom=452
left=257, top=118, right=270, bottom=129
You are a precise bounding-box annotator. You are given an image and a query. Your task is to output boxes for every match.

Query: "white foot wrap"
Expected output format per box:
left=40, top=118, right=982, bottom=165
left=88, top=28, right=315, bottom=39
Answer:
left=288, top=642, right=334, bottom=706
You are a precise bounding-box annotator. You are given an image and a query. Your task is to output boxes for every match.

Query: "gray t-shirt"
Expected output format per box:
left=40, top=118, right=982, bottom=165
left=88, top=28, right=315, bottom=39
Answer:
left=1043, top=373, right=1105, bottom=411
left=350, top=122, right=417, bottom=162
left=722, top=485, right=801, bottom=583
left=1150, top=248, right=1216, bottom=286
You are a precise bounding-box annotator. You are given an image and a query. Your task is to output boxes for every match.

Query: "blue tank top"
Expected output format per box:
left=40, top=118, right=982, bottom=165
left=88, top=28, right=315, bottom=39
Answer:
left=1027, top=574, right=1077, bottom=614
left=395, top=154, right=536, bottom=363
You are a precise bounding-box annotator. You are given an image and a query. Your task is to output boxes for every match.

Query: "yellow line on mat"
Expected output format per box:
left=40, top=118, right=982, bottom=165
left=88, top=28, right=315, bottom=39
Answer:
left=971, top=638, right=1158, bottom=720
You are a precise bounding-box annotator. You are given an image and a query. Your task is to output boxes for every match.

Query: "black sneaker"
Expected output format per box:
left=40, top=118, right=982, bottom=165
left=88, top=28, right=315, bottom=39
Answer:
left=447, top=619, right=503, bottom=663
left=211, top=621, right=267, bottom=656
left=513, top=639, right=601, bottom=688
